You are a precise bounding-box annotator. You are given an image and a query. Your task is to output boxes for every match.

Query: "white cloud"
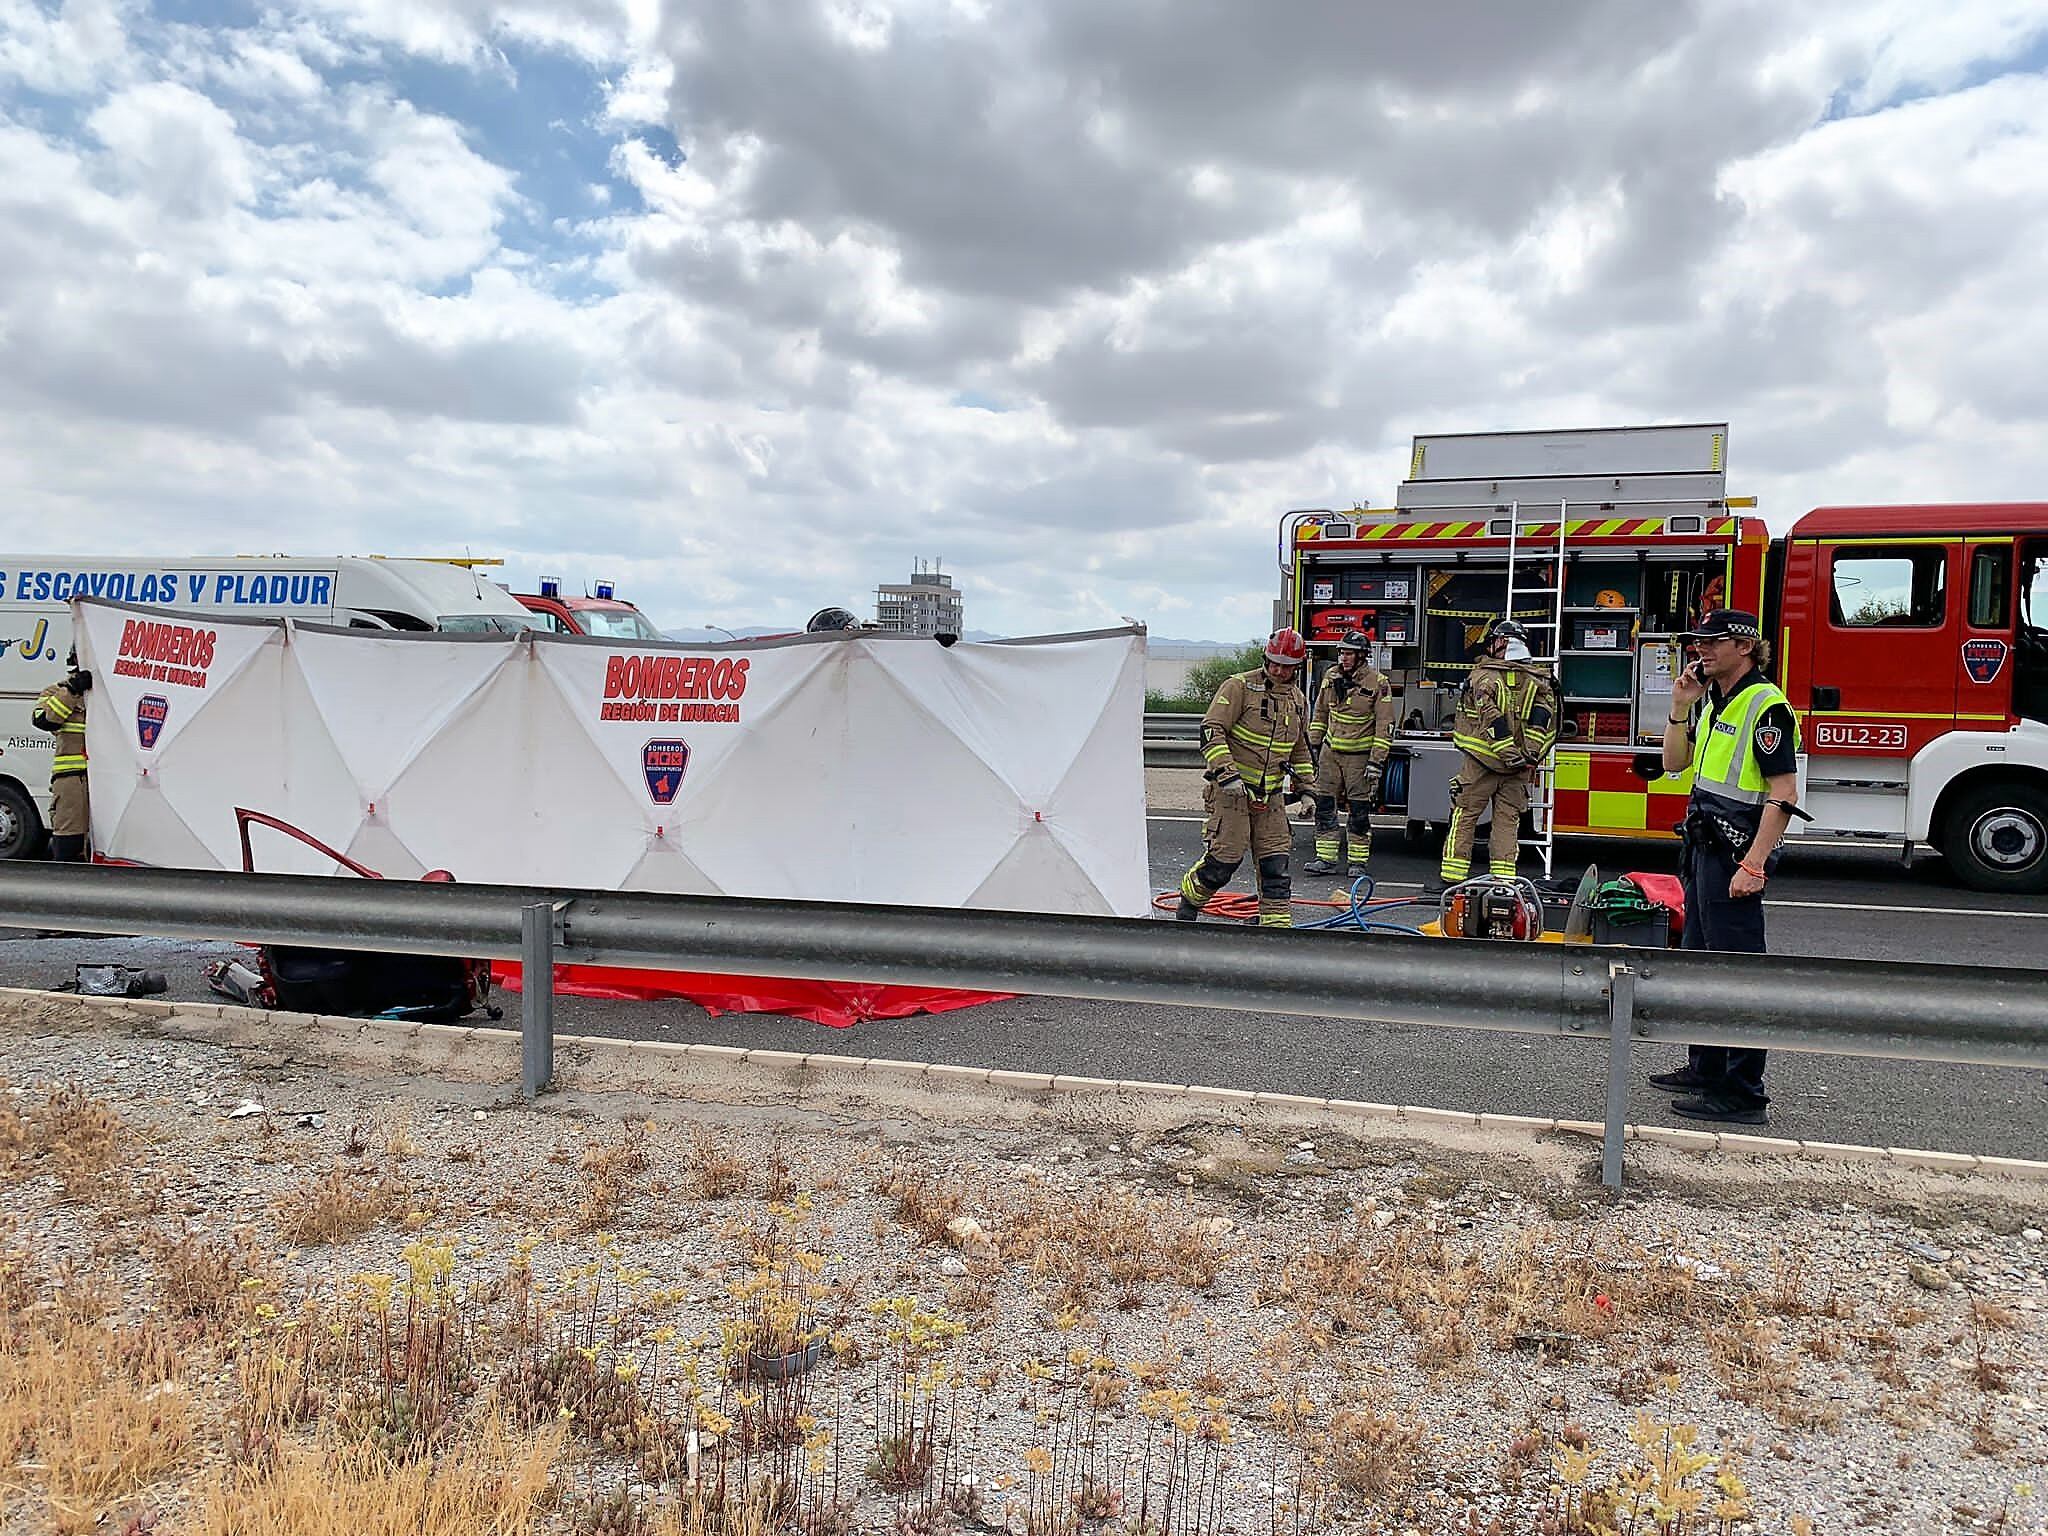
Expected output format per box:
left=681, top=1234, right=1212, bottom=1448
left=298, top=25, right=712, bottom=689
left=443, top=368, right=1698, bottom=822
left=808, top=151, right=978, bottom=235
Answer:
left=0, top=0, right=134, bottom=95
left=86, top=81, right=255, bottom=218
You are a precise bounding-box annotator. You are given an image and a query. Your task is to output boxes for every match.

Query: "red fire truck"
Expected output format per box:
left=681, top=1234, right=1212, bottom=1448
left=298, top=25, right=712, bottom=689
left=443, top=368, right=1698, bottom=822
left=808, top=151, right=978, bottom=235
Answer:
left=513, top=577, right=666, bottom=642
left=1282, top=424, right=2048, bottom=892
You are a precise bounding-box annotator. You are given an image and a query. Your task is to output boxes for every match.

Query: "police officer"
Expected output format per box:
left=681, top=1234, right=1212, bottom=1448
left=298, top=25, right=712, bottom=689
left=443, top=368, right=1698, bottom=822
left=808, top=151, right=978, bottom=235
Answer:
left=31, top=649, right=91, bottom=862
left=1304, top=630, right=1393, bottom=877
left=1650, top=608, right=1803, bottom=1125
left=1438, top=618, right=1557, bottom=886
left=1176, top=628, right=1314, bottom=928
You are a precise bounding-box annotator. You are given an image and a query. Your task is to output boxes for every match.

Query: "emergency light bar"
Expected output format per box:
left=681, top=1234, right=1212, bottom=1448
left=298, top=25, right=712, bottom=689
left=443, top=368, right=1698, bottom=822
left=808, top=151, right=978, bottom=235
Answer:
left=594, top=580, right=616, bottom=600
left=539, top=577, right=561, bottom=599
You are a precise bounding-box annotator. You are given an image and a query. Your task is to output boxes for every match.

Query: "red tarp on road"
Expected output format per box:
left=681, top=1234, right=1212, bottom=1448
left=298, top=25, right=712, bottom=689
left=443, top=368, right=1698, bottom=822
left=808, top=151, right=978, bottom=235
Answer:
left=492, top=961, right=1008, bottom=1029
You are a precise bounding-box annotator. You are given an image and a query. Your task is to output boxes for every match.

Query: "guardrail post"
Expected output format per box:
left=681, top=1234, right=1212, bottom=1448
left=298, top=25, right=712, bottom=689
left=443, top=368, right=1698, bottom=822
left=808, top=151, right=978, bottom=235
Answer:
left=1603, top=964, right=1636, bottom=1191
left=521, top=900, right=554, bottom=1099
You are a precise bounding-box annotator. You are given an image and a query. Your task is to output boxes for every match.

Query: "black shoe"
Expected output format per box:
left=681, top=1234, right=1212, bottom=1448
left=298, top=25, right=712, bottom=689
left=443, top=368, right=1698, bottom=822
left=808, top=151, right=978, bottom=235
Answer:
left=1647, top=1069, right=1709, bottom=1094
left=1174, top=897, right=1200, bottom=922
left=1302, top=858, right=1338, bottom=876
left=1670, top=1093, right=1769, bottom=1126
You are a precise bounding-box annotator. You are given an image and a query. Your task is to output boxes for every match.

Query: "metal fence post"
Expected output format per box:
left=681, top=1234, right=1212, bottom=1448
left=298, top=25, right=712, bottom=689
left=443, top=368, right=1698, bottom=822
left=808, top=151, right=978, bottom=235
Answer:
left=521, top=900, right=554, bottom=1099
left=1603, top=964, right=1636, bottom=1191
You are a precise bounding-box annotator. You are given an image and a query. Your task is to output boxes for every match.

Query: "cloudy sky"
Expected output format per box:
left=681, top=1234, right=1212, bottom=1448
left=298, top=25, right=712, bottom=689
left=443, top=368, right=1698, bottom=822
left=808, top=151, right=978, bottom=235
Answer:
left=2, top=0, right=2045, bottom=639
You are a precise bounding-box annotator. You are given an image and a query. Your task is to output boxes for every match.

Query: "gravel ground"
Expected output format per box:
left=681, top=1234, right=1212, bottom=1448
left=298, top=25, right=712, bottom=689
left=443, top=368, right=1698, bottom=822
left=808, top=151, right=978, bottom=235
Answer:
left=2, top=1008, right=2044, bottom=1534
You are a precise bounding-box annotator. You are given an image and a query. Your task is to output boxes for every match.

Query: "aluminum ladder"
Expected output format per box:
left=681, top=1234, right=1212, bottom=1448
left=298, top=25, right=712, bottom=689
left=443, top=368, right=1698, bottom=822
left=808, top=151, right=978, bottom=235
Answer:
left=1503, top=499, right=1569, bottom=879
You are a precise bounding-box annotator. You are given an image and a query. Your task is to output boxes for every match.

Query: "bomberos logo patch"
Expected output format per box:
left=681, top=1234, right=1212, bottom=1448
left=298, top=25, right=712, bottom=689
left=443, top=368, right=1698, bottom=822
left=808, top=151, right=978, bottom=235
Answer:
left=1962, top=638, right=2009, bottom=685
left=136, top=694, right=170, bottom=751
left=642, top=739, right=690, bottom=804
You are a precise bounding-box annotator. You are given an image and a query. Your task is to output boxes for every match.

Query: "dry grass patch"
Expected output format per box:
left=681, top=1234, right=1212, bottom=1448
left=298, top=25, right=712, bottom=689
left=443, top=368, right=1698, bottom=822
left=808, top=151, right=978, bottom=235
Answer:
left=273, top=1164, right=402, bottom=1245
left=1005, top=1187, right=1235, bottom=1309
left=186, top=1414, right=564, bottom=1535
left=875, top=1157, right=966, bottom=1244
left=685, top=1122, right=748, bottom=1200
left=0, top=1083, right=126, bottom=1200
left=576, top=1122, right=652, bottom=1232
left=0, top=1309, right=192, bottom=1534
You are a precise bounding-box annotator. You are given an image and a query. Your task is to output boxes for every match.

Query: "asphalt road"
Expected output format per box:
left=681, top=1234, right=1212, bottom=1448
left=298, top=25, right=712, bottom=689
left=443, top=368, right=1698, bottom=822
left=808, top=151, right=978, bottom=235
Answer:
left=2, top=819, right=2043, bottom=1161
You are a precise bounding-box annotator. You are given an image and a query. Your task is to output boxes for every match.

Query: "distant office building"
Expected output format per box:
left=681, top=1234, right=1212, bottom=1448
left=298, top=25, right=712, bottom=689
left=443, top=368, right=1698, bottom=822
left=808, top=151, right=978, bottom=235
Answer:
left=875, top=558, right=964, bottom=636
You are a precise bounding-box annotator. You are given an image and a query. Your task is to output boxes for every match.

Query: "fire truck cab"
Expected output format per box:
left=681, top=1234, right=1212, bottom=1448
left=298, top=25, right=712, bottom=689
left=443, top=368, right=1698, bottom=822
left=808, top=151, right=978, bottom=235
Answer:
left=1282, top=424, right=2048, bottom=893
left=514, top=578, right=665, bottom=642
left=1779, top=504, right=2048, bottom=891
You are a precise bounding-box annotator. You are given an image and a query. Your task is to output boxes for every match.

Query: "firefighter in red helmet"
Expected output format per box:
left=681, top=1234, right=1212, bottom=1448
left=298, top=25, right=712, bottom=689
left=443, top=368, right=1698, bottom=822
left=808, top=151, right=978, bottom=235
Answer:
left=1176, top=628, right=1314, bottom=928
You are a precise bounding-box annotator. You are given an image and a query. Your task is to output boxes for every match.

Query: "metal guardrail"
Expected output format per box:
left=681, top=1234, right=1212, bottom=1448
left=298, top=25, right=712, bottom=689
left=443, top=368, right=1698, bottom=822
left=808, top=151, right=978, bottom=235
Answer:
left=3, top=862, right=2044, bottom=1188
left=1142, top=713, right=1204, bottom=768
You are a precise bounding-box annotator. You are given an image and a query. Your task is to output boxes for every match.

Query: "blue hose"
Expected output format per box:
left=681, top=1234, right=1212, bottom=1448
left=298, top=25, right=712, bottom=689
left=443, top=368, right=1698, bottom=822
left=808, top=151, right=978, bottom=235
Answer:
left=1297, top=873, right=1432, bottom=935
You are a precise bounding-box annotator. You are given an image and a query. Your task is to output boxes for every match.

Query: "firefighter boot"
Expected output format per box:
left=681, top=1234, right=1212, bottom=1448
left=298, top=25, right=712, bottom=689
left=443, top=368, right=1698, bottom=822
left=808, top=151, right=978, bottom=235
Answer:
left=1174, top=896, right=1200, bottom=921
left=1256, top=855, right=1293, bottom=928
left=1346, top=809, right=1373, bottom=877
left=1304, top=797, right=1340, bottom=876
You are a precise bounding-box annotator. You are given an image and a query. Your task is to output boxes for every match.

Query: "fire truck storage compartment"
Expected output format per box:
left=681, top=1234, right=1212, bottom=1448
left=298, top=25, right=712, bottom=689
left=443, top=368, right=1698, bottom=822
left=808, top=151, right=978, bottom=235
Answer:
left=1344, top=568, right=1418, bottom=604
left=1422, top=569, right=1550, bottom=677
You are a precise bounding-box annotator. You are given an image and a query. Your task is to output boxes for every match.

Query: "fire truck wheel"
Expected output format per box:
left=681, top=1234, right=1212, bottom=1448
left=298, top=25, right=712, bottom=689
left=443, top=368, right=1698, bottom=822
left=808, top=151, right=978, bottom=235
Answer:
left=1939, top=778, right=2048, bottom=895
left=0, top=781, right=45, bottom=862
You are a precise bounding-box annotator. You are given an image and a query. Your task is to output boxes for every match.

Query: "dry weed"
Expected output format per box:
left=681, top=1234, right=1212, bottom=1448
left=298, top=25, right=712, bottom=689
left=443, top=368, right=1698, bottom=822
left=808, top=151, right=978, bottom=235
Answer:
left=0, top=1312, right=192, bottom=1533
left=686, top=1123, right=748, bottom=1201
left=1005, top=1187, right=1234, bottom=1305
left=1313, top=1398, right=1423, bottom=1503
left=576, top=1123, right=652, bottom=1232
left=1, top=1083, right=127, bottom=1200
left=274, top=1165, right=400, bottom=1245
left=147, top=1227, right=269, bottom=1325
left=876, top=1159, right=965, bottom=1244
left=763, top=1138, right=797, bottom=1206
left=187, top=1413, right=564, bottom=1534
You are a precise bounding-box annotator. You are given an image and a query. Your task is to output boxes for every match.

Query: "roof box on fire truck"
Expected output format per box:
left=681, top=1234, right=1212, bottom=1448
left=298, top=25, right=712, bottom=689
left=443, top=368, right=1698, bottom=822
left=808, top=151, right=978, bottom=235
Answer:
left=1395, top=423, right=1731, bottom=517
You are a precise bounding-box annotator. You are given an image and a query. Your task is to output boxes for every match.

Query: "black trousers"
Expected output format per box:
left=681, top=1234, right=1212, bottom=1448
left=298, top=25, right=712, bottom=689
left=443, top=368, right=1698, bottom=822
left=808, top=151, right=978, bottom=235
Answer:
left=1680, top=838, right=1768, bottom=1103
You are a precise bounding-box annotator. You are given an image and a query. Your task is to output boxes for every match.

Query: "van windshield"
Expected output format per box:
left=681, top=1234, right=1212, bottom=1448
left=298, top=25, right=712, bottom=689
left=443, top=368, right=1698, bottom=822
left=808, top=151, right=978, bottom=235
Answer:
left=577, top=608, right=665, bottom=642
left=436, top=614, right=544, bottom=635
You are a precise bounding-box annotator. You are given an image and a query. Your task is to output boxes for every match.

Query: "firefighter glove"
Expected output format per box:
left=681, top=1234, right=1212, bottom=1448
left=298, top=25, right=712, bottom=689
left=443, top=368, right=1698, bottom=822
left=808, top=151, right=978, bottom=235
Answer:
left=1216, top=772, right=1249, bottom=804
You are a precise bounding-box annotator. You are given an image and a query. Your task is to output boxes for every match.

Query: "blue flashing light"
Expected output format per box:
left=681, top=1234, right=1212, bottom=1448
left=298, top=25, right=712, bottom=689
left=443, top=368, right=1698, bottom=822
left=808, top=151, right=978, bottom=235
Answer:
left=539, top=576, right=561, bottom=599
left=594, top=580, right=616, bottom=601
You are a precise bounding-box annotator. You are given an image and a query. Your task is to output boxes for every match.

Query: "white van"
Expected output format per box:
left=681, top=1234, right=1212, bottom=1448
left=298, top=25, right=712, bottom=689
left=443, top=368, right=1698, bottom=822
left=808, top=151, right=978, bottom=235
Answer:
left=0, top=555, right=538, bottom=857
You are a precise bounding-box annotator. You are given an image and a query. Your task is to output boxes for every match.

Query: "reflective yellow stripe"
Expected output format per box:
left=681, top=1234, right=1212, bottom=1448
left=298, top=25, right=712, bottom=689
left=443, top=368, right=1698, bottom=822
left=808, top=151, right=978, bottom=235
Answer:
left=53, top=756, right=88, bottom=772
left=38, top=697, right=75, bottom=721
left=1227, top=723, right=1294, bottom=752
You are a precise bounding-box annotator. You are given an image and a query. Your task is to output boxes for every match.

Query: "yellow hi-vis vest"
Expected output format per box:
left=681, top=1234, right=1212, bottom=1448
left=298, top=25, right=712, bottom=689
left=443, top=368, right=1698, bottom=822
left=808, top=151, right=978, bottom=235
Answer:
left=1689, top=678, right=1798, bottom=814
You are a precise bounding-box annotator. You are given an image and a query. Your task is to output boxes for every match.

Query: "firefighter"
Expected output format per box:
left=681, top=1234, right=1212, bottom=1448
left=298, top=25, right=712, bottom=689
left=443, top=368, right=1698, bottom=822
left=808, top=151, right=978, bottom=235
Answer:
left=1649, top=608, right=1803, bottom=1125
left=1438, top=618, right=1558, bottom=886
left=31, top=649, right=91, bottom=862
left=1304, top=630, right=1393, bottom=877
left=1176, top=628, right=1314, bottom=928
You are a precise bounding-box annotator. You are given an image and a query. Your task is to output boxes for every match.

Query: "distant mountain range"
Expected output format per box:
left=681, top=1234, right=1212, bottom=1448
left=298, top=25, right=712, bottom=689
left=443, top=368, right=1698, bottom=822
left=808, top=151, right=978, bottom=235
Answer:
left=666, top=625, right=1246, bottom=648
